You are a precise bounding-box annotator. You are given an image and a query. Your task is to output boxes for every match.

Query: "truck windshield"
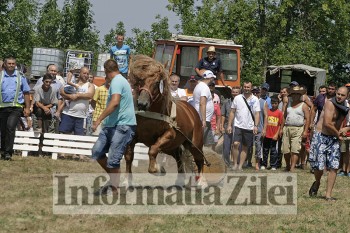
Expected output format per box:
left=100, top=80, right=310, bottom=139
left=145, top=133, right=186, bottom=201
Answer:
left=155, top=44, right=174, bottom=69
left=202, top=48, right=238, bottom=82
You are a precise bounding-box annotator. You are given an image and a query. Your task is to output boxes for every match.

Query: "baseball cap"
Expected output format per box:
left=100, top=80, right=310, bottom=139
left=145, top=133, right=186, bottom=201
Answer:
left=261, top=82, right=270, bottom=91
left=202, top=70, right=216, bottom=79
left=290, top=81, right=299, bottom=86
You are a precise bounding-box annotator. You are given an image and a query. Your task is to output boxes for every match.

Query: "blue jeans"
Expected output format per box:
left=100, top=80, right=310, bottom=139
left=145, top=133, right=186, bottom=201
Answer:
left=262, top=137, right=278, bottom=168
left=223, top=132, right=233, bottom=166
left=92, top=125, right=136, bottom=169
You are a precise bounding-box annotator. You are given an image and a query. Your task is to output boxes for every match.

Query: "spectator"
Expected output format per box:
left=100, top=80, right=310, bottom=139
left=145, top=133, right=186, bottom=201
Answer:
left=58, top=67, right=95, bottom=136
left=208, top=81, right=221, bottom=104
left=86, top=74, right=97, bottom=135
left=110, top=33, right=131, bottom=79
left=34, top=64, right=64, bottom=92
left=310, top=83, right=337, bottom=128
left=262, top=95, right=283, bottom=170
left=309, top=86, right=349, bottom=200
left=0, top=56, right=31, bottom=160
left=260, top=82, right=272, bottom=109
left=195, top=46, right=226, bottom=86
left=250, top=86, right=269, bottom=170
left=92, top=59, right=136, bottom=196
left=210, top=90, right=221, bottom=150
left=193, top=70, right=215, bottom=147
left=170, top=74, right=187, bottom=101
left=34, top=64, right=64, bottom=126
left=227, top=81, right=260, bottom=171
left=91, top=78, right=110, bottom=135
left=221, top=86, right=240, bottom=168
left=185, top=75, right=198, bottom=106
left=277, top=87, right=288, bottom=168
left=318, top=85, right=327, bottom=95
left=282, top=86, right=310, bottom=172
left=33, top=73, right=58, bottom=133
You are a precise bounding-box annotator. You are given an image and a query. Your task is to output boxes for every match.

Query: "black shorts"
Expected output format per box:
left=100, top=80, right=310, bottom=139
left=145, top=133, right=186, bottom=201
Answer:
left=233, top=127, right=254, bottom=147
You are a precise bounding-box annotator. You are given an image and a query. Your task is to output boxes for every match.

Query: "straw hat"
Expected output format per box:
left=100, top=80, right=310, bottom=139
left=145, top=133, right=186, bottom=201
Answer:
left=289, top=86, right=306, bottom=95
left=207, top=46, right=216, bottom=53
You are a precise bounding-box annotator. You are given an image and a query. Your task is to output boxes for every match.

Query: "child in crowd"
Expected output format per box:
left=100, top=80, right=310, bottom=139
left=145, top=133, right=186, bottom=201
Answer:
left=262, top=95, right=283, bottom=170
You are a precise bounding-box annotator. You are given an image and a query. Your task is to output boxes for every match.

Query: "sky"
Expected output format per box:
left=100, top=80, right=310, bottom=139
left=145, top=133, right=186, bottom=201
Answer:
left=38, top=0, right=181, bottom=42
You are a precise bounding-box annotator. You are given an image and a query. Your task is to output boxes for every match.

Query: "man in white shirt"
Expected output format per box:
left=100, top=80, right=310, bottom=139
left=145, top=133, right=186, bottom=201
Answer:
left=170, top=74, right=187, bottom=101
left=227, top=81, right=260, bottom=170
left=193, top=70, right=215, bottom=146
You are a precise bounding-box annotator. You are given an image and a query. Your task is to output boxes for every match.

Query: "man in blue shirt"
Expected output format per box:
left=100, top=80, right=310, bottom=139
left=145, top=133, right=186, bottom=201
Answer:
left=0, top=56, right=31, bottom=160
left=109, top=34, right=131, bottom=79
left=92, top=59, right=136, bottom=196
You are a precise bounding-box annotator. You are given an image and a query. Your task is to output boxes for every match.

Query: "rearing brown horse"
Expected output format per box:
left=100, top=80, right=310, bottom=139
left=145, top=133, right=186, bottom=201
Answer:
left=124, top=55, right=205, bottom=181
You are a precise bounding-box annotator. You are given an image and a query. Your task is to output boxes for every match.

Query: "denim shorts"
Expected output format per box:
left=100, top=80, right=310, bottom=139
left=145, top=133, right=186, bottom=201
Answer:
left=91, top=125, right=136, bottom=169
left=309, top=131, right=340, bottom=170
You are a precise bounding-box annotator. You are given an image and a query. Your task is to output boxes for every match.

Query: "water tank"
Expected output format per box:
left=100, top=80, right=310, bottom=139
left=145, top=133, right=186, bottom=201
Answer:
left=31, top=48, right=65, bottom=78
left=64, top=50, right=93, bottom=76
left=96, top=53, right=110, bottom=77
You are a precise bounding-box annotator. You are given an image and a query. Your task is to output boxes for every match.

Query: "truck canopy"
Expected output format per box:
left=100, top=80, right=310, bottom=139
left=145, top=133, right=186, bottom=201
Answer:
left=266, top=64, right=326, bottom=96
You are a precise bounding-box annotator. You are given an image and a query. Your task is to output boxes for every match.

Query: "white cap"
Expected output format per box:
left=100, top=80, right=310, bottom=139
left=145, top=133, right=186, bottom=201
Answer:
left=202, top=70, right=216, bottom=79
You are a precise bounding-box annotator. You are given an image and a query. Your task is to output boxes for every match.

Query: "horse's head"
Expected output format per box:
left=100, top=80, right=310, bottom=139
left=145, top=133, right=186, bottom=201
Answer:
left=129, top=55, right=170, bottom=112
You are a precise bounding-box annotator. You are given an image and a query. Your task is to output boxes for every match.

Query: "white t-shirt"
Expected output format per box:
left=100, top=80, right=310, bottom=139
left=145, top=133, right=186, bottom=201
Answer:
left=193, top=82, right=214, bottom=122
left=231, top=94, right=260, bottom=130
left=171, top=88, right=187, bottom=98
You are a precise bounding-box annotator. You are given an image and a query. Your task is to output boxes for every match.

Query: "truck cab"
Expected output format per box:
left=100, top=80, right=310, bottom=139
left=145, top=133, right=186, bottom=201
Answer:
left=154, top=35, right=242, bottom=92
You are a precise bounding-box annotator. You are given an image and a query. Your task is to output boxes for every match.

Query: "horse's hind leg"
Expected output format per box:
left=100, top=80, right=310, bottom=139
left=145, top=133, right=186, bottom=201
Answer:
left=173, top=146, right=186, bottom=186
left=123, top=142, right=135, bottom=185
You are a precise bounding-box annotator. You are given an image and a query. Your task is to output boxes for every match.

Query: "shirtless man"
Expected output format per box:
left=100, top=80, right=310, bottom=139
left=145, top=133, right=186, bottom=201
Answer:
left=309, top=86, right=350, bottom=201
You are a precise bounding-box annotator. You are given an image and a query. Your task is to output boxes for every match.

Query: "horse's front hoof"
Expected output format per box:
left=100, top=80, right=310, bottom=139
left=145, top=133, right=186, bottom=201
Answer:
left=148, top=164, right=166, bottom=176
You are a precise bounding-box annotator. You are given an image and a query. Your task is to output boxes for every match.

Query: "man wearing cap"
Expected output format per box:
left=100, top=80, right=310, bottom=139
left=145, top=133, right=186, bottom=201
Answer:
left=227, top=81, right=261, bottom=170
left=193, top=70, right=215, bottom=146
left=110, top=34, right=131, bottom=78
left=195, top=46, right=226, bottom=86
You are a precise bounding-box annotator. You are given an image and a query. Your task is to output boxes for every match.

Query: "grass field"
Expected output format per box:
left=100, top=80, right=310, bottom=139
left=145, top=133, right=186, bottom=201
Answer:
left=0, top=155, right=350, bottom=233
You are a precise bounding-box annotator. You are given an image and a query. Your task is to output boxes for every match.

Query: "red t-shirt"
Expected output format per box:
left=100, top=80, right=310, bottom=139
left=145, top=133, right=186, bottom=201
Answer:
left=266, top=109, right=283, bottom=139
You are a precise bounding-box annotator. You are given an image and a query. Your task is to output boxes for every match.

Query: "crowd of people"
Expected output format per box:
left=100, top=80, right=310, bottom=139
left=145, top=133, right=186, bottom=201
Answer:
left=1, top=35, right=349, bottom=200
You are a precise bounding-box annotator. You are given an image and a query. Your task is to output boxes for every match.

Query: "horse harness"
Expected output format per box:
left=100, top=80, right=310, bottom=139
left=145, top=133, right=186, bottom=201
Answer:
left=135, top=101, right=211, bottom=166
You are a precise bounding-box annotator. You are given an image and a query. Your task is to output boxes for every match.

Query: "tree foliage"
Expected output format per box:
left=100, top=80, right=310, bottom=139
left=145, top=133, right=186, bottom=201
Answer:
left=0, top=0, right=38, bottom=64
left=168, top=0, right=350, bottom=85
left=37, top=0, right=61, bottom=48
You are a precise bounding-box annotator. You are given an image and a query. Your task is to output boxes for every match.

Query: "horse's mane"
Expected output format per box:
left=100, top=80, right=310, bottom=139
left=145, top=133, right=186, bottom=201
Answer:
left=129, top=55, right=172, bottom=115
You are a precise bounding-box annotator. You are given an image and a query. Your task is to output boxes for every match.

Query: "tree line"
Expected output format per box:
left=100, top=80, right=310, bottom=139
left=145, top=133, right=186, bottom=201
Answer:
left=1, top=0, right=349, bottom=85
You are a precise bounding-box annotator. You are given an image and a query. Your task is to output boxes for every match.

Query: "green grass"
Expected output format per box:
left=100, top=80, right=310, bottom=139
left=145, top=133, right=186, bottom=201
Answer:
left=0, top=155, right=350, bottom=233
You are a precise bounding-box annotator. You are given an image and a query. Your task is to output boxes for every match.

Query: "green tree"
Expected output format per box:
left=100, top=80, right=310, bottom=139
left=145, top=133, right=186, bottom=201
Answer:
left=37, top=0, right=61, bottom=48
left=59, top=0, right=75, bottom=49
left=0, top=0, right=38, bottom=64
left=168, top=0, right=350, bottom=85
left=128, top=15, right=171, bottom=56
